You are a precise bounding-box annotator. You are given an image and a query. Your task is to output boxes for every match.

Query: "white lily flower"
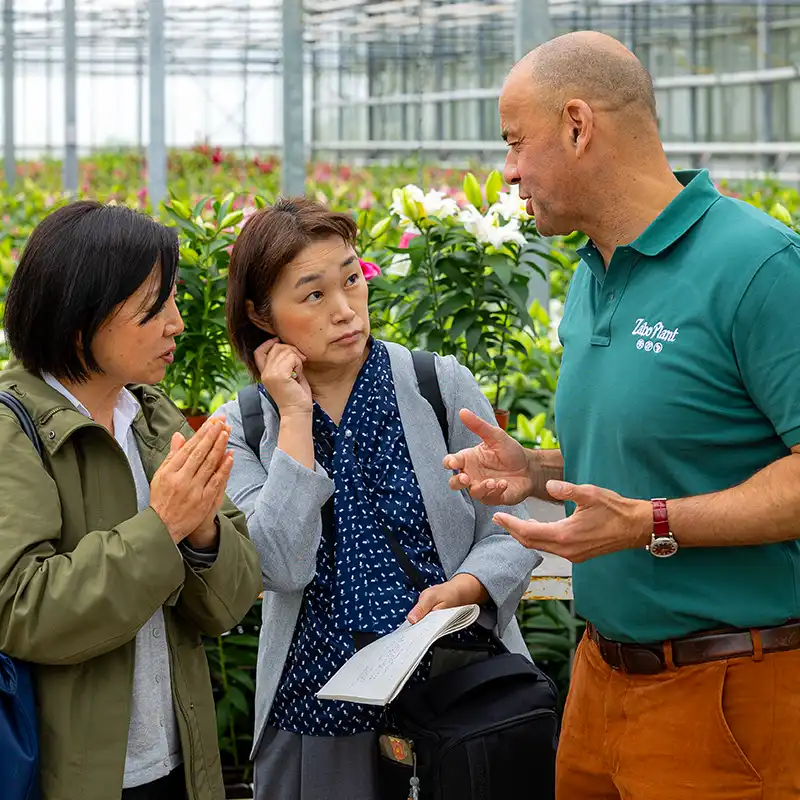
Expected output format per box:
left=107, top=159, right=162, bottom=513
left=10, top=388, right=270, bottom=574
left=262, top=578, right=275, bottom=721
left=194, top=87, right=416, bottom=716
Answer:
left=421, top=189, right=459, bottom=219
left=486, top=217, right=527, bottom=248
left=459, top=204, right=492, bottom=239
left=390, top=184, right=425, bottom=219
left=460, top=206, right=526, bottom=248
left=489, top=184, right=531, bottom=221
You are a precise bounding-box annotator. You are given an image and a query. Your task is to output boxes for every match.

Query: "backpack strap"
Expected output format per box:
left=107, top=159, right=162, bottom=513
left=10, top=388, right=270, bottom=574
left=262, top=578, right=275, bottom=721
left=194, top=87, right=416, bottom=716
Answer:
left=411, top=350, right=449, bottom=447
left=0, top=391, right=43, bottom=460
left=238, top=384, right=269, bottom=457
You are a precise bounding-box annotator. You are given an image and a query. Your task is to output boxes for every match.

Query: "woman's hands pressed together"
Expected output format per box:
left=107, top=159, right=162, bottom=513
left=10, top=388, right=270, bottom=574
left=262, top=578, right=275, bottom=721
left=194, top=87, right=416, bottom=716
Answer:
left=150, top=416, right=234, bottom=545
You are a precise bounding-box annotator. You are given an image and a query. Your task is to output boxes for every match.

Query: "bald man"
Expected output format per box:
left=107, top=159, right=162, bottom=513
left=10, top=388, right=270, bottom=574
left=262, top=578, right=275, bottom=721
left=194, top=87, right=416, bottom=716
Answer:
left=445, top=31, right=800, bottom=799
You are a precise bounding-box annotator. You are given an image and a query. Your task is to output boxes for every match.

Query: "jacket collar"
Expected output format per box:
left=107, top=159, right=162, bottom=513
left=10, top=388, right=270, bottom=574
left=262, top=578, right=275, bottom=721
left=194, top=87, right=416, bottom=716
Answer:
left=0, top=360, right=174, bottom=457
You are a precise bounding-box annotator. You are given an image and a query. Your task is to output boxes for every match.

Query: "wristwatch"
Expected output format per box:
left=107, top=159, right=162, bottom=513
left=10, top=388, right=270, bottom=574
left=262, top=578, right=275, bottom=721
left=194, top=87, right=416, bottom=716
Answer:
left=646, top=498, right=679, bottom=558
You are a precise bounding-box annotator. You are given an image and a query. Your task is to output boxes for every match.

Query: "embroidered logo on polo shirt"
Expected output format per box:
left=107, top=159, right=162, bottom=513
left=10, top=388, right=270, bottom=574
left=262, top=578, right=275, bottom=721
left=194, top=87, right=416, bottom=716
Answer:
left=631, top=318, right=679, bottom=353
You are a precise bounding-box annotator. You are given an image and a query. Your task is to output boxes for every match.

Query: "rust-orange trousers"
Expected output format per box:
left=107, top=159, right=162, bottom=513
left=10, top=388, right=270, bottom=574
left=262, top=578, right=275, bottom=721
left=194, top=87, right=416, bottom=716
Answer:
left=556, top=634, right=800, bottom=799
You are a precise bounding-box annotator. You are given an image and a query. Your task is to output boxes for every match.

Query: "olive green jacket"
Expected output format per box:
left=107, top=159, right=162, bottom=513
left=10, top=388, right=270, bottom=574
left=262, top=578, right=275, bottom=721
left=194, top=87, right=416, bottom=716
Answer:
left=0, top=362, right=262, bottom=800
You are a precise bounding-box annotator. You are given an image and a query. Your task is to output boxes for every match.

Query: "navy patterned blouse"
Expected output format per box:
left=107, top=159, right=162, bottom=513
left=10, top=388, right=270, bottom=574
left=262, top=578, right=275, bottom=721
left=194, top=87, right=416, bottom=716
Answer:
left=267, top=339, right=454, bottom=736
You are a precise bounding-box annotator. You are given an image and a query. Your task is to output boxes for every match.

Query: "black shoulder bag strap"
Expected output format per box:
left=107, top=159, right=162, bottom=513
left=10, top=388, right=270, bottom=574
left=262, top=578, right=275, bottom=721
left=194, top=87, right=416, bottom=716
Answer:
left=411, top=349, right=449, bottom=447
left=0, top=391, right=43, bottom=459
left=238, top=384, right=269, bottom=456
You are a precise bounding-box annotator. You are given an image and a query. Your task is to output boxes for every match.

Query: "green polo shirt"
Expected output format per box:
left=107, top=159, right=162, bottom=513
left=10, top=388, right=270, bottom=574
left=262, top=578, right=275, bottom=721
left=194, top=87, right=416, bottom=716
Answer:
left=555, top=169, right=800, bottom=643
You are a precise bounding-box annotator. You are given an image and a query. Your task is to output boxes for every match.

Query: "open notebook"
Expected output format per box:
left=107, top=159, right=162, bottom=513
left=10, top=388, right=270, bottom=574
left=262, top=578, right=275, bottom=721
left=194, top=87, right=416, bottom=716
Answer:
left=316, top=604, right=481, bottom=706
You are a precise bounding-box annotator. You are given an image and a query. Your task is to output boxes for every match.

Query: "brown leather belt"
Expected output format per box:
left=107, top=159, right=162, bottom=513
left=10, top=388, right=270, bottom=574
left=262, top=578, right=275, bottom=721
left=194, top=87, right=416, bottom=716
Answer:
left=586, top=619, right=800, bottom=675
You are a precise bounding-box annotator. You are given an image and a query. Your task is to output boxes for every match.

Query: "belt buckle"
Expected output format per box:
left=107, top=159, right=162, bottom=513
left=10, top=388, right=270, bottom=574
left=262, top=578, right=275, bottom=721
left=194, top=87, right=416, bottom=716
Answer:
left=599, top=639, right=623, bottom=670
left=620, top=645, right=665, bottom=675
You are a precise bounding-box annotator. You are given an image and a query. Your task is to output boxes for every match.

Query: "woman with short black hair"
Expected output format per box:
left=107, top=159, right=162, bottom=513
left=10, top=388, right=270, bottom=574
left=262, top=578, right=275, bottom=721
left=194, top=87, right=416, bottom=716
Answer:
left=0, top=200, right=261, bottom=800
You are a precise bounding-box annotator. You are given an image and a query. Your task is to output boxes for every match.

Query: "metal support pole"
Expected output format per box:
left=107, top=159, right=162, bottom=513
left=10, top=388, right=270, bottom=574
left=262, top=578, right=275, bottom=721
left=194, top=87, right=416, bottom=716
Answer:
left=308, top=46, right=315, bottom=162
left=281, top=0, right=304, bottom=197
left=515, top=0, right=553, bottom=315
left=46, top=0, right=53, bottom=156
left=63, top=0, right=78, bottom=194
left=136, top=5, right=144, bottom=154
left=336, top=31, right=344, bottom=162
left=756, top=0, right=774, bottom=172
left=515, top=0, right=553, bottom=62
left=3, top=0, right=14, bottom=188
left=241, top=0, right=251, bottom=154
left=689, top=3, right=699, bottom=168
left=148, top=0, right=167, bottom=211
left=366, top=43, right=375, bottom=143
left=433, top=25, right=444, bottom=142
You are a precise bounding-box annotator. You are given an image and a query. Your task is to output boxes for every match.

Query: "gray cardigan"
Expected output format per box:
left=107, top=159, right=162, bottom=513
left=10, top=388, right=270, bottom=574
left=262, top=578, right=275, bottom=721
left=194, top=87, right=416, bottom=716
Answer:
left=217, top=341, right=541, bottom=759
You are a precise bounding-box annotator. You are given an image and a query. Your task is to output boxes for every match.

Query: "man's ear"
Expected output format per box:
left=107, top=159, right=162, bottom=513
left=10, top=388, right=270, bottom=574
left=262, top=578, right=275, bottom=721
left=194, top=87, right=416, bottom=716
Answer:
left=246, top=299, right=275, bottom=335
left=562, top=99, right=593, bottom=157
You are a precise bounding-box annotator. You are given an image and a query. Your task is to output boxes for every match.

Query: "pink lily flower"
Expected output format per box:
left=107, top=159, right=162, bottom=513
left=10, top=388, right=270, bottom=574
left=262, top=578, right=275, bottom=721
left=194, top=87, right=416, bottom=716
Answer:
left=358, top=258, right=381, bottom=280
left=398, top=231, right=419, bottom=249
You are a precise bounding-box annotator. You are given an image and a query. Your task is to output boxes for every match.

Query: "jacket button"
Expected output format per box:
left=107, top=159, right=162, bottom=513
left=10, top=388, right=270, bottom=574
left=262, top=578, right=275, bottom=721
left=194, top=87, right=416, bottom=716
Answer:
left=48, top=431, right=56, bottom=440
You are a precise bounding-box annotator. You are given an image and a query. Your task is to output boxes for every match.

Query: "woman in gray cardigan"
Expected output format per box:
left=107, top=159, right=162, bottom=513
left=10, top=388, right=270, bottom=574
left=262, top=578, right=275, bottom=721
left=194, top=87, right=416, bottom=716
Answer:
left=217, top=197, right=540, bottom=800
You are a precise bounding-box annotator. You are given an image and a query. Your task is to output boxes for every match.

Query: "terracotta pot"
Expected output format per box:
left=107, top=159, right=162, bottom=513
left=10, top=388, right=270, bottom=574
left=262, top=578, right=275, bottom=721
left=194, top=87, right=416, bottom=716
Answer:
left=494, top=408, right=510, bottom=430
left=185, top=414, right=208, bottom=432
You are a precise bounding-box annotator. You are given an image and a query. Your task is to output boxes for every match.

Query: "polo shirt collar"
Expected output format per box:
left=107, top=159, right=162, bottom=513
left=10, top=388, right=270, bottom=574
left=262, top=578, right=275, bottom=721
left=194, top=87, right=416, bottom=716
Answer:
left=630, top=169, right=721, bottom=257
left=577, top=170, right=721, bottom=268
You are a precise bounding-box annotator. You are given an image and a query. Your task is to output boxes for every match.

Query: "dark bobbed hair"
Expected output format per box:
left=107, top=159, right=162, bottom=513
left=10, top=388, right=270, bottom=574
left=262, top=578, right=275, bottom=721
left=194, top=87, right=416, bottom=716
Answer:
left=4, top=200, right=179, bottom=383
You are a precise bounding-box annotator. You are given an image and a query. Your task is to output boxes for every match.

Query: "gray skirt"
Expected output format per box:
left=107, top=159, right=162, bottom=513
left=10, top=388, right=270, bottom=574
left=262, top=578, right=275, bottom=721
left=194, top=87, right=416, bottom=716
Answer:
left=253, top=726, right=382, bottom=800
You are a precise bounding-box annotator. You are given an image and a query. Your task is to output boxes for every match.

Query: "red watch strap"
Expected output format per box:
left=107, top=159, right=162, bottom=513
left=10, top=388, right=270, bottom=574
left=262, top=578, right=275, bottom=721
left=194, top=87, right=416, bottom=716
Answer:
left=652, top=498, right=670, bottom=536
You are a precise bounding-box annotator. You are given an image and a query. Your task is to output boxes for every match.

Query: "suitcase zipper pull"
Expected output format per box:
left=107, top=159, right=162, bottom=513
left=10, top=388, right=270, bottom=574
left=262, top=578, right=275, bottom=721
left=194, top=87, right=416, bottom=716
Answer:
left=408, top=743, right=420, bottom=800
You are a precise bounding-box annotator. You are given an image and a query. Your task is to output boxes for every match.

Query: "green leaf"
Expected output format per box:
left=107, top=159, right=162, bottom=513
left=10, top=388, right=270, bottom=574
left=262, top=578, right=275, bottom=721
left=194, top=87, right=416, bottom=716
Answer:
left=524, top=631, right=574, bottom=652
left=408, top=295, right=434, bottom=330
left=227, top=669, right=256, bottom=692
left=484, top=253, right=514, bottom=285
left=223, top=634, right=261, bottom=648
left=465, top=323, right=482, bottom=352
left=540, top=600, right=578, bottom=631
left=227, top=684, right=249, bottom=714
left=438, top=259, right=473, bottom=290
left=217, top=191, right=235, bottom=224
left=216, top=696, right=230, bottom=732
left=192, top=197, right=209, bottom=218
left=435, top=292, right=472, bottom=320
left=368, top=275, right=402, bottom=294
left=449, top=308, right=478, bottom=340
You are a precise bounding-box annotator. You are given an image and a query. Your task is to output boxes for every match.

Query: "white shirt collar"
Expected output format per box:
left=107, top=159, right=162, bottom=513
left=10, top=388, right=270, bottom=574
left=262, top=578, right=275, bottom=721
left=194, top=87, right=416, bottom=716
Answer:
left=41, top=373, right=141, bottom=444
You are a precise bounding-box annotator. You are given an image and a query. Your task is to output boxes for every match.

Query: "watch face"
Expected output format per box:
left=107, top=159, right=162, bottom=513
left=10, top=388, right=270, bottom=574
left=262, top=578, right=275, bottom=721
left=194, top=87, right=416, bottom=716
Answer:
left=649, top=535, right=679, bottom=558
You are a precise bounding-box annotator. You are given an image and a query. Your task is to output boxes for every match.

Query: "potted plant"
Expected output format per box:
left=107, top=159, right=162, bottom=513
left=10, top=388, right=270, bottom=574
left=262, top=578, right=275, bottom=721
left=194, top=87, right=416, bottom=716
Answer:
left=368, top=171, right=556, bottom=430
left=161, top=192, right=251, bottom=428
